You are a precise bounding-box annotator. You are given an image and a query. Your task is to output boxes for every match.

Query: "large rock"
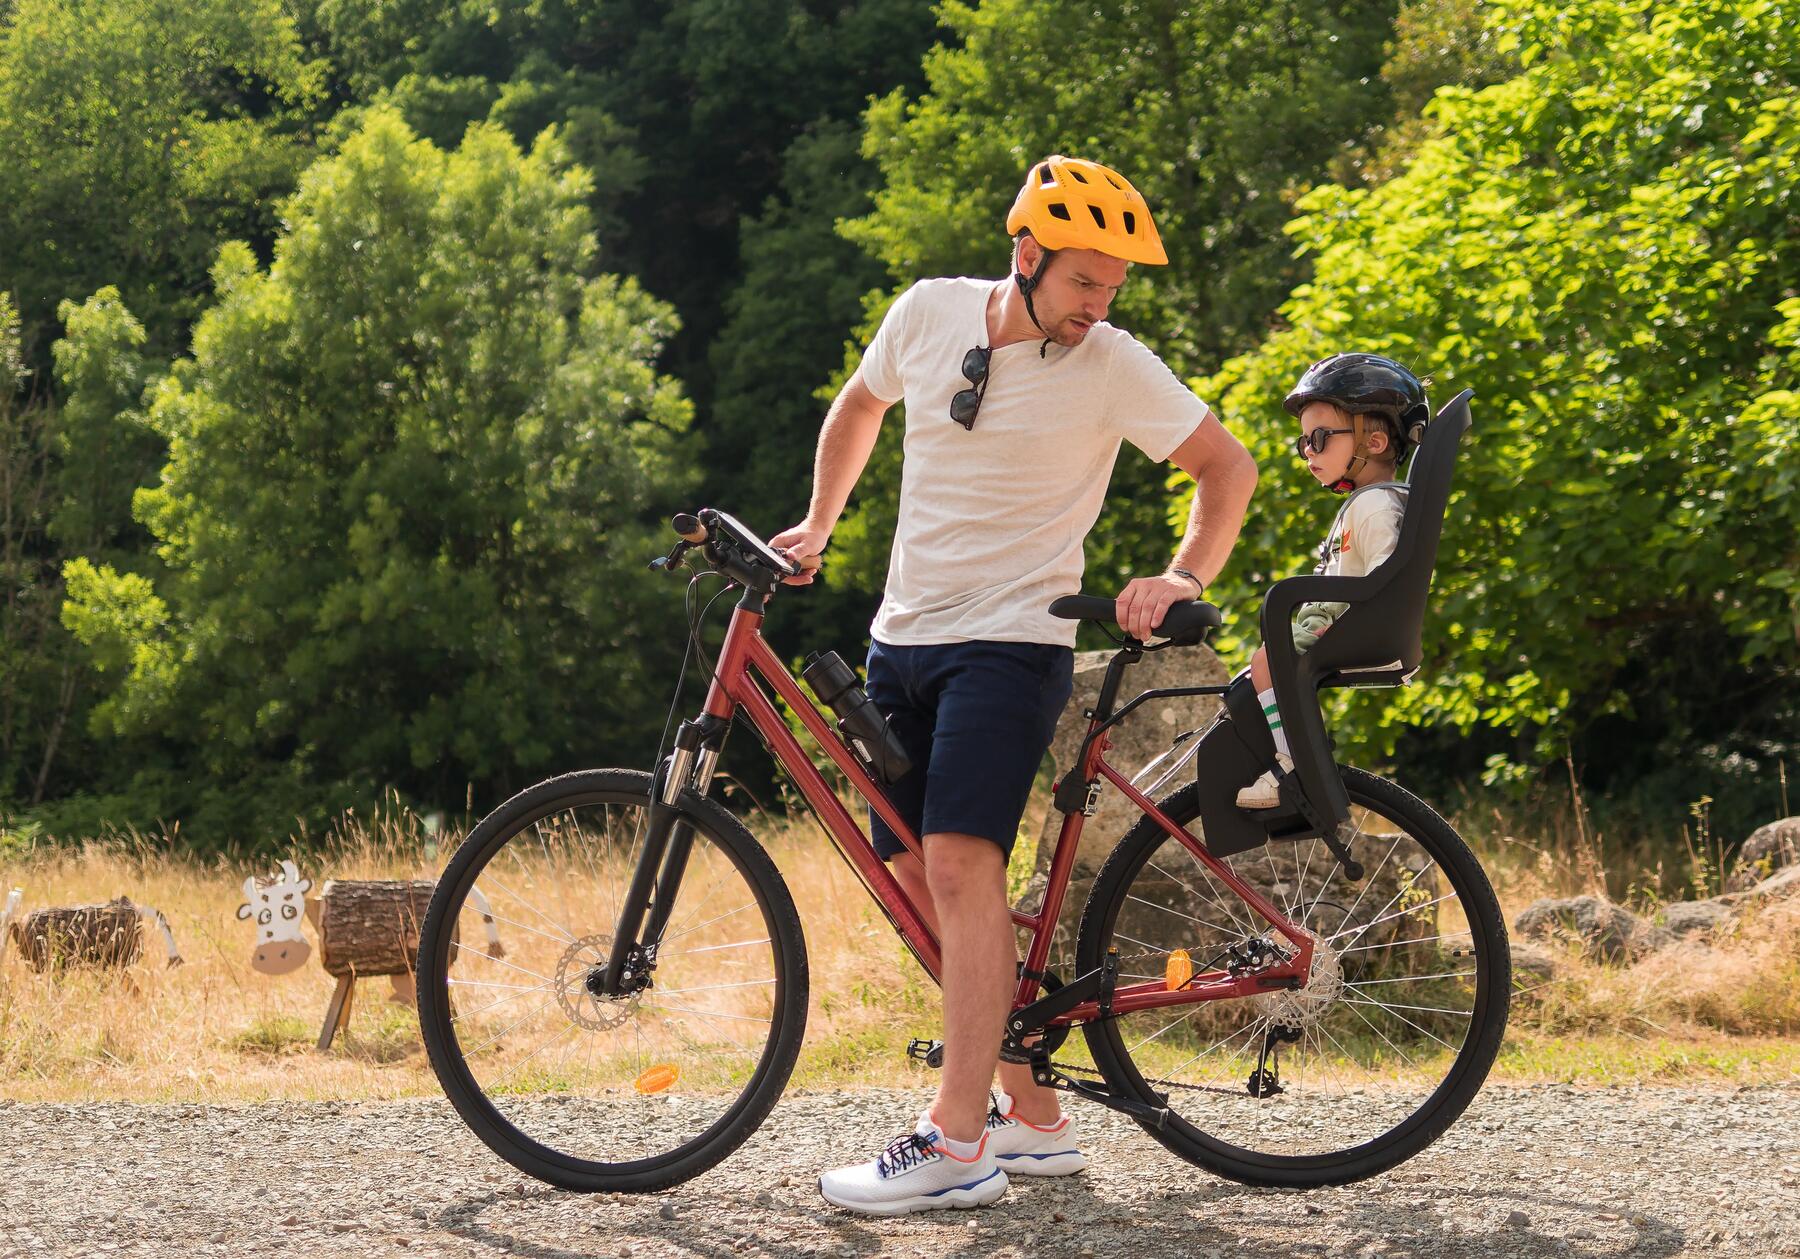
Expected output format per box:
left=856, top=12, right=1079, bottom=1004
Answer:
left=1513, top=895, right=1655, bottom=963
left=1658, top=898, right=1736, bottom=940
left=1724, top=817, right=1800, bottom=892
left=1030, top=644, right=1228, bottom=884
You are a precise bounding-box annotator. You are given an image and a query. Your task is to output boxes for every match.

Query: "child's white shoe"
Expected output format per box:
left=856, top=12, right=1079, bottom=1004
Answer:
left=1235, top=753, right=1295, bottom=809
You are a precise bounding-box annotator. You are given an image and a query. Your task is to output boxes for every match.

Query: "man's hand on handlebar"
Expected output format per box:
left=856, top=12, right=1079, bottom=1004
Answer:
left=768, top=520, right=830, bottom=586
left=1114, top=572, right=1203, bottom=641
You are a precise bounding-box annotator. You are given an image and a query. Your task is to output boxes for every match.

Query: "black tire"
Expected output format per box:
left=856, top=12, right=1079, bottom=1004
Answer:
left=417, top=768, right=808, bottom=1192
left=1076, top=768, right=1508, bottom=1187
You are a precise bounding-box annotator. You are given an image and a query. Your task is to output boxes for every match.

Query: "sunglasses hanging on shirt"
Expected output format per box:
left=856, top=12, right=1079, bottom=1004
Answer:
left=949, top=346, right=991, bottom=430
left=1293, top=425, right=1355, bottom=458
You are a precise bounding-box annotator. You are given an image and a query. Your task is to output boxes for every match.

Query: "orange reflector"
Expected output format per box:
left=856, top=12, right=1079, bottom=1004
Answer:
left=634, top=1064, right=680, bottom=1094
left=1165, top=949, right=1193, bottom=992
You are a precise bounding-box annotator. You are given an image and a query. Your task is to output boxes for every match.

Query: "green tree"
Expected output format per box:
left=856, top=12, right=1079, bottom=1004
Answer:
left=830, top=0, right=1401, bottom=599
left=62, top=110, right=697, bottom=842
left=1198, top=0, right=1800, bottom=834
left=0, top=288, right=160, bottom=809
left=0, top=0, right=321, bottom=365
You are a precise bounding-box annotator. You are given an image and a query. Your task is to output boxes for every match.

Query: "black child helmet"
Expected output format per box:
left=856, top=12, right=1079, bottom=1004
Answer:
left=1284, top=353, right=1432, bottom=492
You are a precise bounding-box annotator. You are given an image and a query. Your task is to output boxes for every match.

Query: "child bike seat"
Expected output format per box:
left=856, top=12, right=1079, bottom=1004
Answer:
left=1189, top=389, right=1474, bottom=856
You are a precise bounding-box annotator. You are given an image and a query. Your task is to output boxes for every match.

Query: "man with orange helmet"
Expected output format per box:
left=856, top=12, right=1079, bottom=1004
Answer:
left=773, top=156, right=1257, bottom=1215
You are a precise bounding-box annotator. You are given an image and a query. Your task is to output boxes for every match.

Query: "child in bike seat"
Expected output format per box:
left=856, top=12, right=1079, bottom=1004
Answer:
left=1237, top=353, right=1428, bottom=809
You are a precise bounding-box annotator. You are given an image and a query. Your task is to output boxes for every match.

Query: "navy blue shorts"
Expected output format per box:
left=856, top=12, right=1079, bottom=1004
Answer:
left=864, top=638, right=1075, bottom=862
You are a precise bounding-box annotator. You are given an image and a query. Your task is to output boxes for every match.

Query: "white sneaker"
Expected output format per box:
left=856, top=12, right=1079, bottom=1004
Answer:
left=1235, top=753, right=1295, bottom=809
left=817, top=1113, right=1008, bottom=1216
left=985, top=1091, right=1086, bottom=1176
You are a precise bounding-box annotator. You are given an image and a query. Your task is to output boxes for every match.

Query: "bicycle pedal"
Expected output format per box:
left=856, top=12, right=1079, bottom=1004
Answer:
left=906, top=1038, right=944, bottom=1069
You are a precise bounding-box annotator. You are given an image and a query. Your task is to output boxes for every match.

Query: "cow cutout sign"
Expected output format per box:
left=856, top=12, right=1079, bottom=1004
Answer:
left=237, top=862, right=503, bottom=1049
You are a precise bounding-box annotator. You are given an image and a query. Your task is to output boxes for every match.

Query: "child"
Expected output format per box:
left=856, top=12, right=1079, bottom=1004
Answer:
left=1237, top=353, right=1429, bottom=809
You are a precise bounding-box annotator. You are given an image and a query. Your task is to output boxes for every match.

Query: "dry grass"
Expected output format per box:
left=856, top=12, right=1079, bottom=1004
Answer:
left=1, top=791, right=1795, bottom=1104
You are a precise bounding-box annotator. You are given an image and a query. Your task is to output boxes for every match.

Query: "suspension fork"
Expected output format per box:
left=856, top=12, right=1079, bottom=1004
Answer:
left=597, top=714, right=728, bottom=995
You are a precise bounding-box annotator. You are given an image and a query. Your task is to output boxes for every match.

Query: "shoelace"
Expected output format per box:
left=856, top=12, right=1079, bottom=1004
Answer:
left=876, top=1132, right=938, bottom=1177
left=984, top=1096, right=1010, bottom=1130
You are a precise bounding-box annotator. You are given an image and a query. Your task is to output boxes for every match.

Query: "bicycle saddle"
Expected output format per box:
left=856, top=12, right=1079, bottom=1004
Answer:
left=1048, top=594, right=1222, bottom=646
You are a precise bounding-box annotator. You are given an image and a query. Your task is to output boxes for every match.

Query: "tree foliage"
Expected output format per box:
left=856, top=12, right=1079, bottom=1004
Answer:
left=60, top=111, right=696, bottom=841
left=0, top=0, right=320, bottom=365
left=1200, top=0, right=1800, bottom=825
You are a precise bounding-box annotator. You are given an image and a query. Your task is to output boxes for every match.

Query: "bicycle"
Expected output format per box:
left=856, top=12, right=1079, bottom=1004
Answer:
left=417, top=389, right=1509, bottom=1195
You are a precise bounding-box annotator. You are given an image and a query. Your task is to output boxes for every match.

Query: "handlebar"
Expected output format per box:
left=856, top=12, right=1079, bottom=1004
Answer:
left=650, top=508, right=804, bottom=588
left=1048, top=593, right=1222, bottom=647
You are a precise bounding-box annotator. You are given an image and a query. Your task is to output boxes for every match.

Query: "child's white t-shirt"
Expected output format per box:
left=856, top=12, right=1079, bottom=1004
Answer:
left=859, top=276, right=1215, bottom=647
left=1294, top=481, right=1408, bottom=649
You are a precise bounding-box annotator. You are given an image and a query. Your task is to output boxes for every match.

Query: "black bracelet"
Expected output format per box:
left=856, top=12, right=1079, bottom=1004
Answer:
left=1168, top=566, right=1203, bottom=593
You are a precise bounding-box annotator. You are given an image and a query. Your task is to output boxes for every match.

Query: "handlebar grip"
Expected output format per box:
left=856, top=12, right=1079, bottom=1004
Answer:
left=671, top=513, right=708, bottom=544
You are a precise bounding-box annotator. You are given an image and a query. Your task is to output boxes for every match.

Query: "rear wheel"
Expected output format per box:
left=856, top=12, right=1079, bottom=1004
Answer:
left=417, top=768, right=808, bottom=1192
left=1076, top=768, right=1508, bottom=1187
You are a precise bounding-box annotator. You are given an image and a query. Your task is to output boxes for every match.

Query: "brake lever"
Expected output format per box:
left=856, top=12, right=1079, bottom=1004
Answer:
left=647, top=540, right=692, bottom=574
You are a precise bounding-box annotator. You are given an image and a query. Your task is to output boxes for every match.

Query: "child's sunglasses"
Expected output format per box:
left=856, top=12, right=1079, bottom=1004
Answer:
left=1293, top=425, right=1354, bottom=458
left=949, top=346, right=990, bottom=430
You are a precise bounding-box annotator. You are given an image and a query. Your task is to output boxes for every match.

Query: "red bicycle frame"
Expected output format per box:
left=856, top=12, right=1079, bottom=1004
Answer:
left=698, top=601, right=1315, bottom=1027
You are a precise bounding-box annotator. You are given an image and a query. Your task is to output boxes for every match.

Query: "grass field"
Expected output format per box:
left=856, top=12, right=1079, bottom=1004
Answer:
left=1, top=792, right=1796, bottom=1104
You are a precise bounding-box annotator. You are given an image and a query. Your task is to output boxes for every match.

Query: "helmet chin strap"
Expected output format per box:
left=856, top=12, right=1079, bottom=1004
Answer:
left=1014, top=246, right=1056, bottom=358
left=1329, top=413, right=1372, bottom=494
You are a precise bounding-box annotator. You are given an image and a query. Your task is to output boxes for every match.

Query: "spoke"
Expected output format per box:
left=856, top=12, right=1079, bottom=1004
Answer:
left=1328, top=890, right=1456, bottom=947
left=490, top=1018, right=585, bottom=1092
left=1151, top=1014, right=1265, bottom=1084
left=1125, top=1007, right=1200, bottom=1056
left=1338, top=995, right=1473, bottom=1018
left=661, top=936, right=771, bottom=957
left=1344, top=997, right=1427, bottom=1074
left=1124, top=893, right=1241, bottom=938
left=1339, top=996, right=1464, bottom=1054
left=448, top=977, right=543, bottom=992
left=453, top=939, right=554, bottom=983
left=640, top=1000, right=772, bottom=1026
left=660, top=846, right=735, bottom=943
left=1338, top=932, right=1452, bottom=956
left=477, top=906, right=588, bottom=949
left=1149, top=856, right=1255, bottom=939
left=653, top=978, right=777, bottom=997
left=658, top=901, right=755, bottom=945
left=479, top=872, right=577, bottom=944
left=460, top=992, right=563, bottom=1057
left=1334, top=831, right=1403, bottom=934
left=1344, top=970, right=1477, bottom=988
left=455, top=983, right=562, bottom=1023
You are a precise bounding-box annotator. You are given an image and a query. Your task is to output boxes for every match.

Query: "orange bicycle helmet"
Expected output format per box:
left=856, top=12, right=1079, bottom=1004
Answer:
left=1005, top=156, right=1167, bottom=265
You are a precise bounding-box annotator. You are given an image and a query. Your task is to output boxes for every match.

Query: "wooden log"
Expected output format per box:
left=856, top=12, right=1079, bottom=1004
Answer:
left=316, top=880, right=436, bottom=979
left=8, top=897, right=142, bottom=971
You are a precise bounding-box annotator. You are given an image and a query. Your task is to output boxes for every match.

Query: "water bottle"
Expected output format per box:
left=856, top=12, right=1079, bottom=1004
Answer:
left=801, top=652, right=913, bottom=784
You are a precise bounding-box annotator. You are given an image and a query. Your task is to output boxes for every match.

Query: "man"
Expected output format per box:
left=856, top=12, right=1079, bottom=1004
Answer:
left=770, top=156, right=1257, bottom=1215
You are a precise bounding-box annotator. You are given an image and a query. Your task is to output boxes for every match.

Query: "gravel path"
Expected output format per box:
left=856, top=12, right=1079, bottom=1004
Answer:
left=3, top=1084, right=1797, bottom=1258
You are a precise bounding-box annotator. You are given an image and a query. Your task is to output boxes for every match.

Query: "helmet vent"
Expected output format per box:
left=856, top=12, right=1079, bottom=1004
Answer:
left=1122, top=210, right=1137, bottom=234
left=1038, top=164, right=1056, bottom=186
left=1103, top=172, right=1124, bottom=189
left=1068, top=167, right=1089, bottom=183
left=1087, top=204, right=1107, bottom=229
left=1047, top=202, right=1073, bottom=221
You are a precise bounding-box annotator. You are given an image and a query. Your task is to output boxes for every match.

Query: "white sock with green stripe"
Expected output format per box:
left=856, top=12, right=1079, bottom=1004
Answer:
left=1257, top=687, right=1291, bottom=760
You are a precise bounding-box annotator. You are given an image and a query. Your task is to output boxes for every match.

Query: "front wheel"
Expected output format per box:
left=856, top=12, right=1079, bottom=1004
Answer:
left=1076, top=767, right=1509, bottom=1187
left=417, top=768, right=809, bottom=1192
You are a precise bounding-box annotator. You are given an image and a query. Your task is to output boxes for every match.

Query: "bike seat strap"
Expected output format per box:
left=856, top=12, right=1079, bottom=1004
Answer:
left=1048, top=594, right=1222, bottom=646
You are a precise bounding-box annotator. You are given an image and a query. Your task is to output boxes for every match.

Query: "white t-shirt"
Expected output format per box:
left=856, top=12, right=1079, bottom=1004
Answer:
left=1293, top=481, right=1409, bottom=650
left=859, top=277, right=1213, bottom=647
